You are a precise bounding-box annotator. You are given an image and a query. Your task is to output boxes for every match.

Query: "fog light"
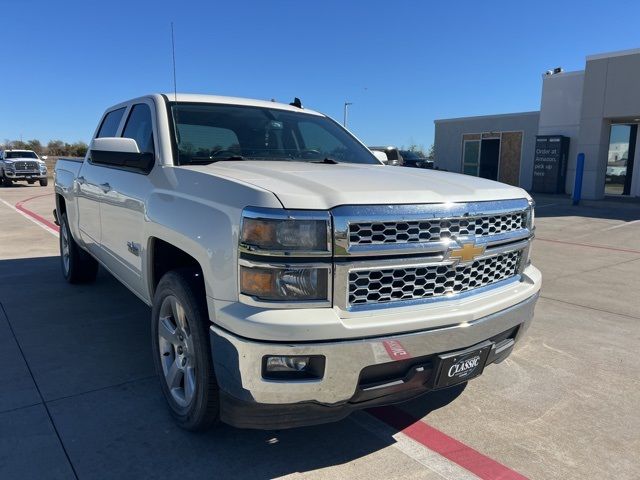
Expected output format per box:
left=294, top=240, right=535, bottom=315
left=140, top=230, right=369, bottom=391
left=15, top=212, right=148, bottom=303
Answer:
left=266, top=356, right=309, bottom=372
left=262, top=355, right=325, bottom=380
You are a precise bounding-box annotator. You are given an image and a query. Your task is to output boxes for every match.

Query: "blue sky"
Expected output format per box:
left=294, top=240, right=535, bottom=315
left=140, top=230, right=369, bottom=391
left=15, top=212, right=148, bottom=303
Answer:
left=2, top=0, right=640, bottom=149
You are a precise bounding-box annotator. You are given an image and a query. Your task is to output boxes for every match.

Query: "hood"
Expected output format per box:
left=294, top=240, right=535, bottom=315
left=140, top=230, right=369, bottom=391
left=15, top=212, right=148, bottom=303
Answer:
left=186, top=161, right=530, bottom=209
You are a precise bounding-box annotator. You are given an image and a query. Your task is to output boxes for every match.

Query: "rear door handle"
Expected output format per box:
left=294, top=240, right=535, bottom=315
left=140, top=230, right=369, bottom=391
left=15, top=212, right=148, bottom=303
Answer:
left=99, top=182, right=111, bottom=193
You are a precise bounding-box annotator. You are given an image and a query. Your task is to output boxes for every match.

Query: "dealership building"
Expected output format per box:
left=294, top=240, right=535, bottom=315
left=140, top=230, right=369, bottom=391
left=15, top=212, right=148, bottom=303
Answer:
left=434, top=48, right=640, bottom=199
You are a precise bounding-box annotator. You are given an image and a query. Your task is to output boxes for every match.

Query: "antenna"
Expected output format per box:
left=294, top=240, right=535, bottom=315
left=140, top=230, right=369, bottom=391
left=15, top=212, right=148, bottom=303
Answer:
left=171, top=22, right=178, bottom=103
left=169, top=22, right=181, bottom=146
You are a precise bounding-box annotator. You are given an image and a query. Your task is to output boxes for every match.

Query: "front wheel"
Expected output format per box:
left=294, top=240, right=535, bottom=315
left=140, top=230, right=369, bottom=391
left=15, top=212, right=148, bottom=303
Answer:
left=39, top=178, right=48, bottom=186
left=151, top=269, right=220, bottom=431
left=59, top=212, right=99, bottom=283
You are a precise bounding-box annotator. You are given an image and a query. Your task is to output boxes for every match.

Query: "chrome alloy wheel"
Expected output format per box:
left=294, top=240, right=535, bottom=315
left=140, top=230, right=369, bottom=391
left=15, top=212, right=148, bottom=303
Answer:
left=158, top=295, right=196, bottom=407
left=60, top=218, right=70, bottom=275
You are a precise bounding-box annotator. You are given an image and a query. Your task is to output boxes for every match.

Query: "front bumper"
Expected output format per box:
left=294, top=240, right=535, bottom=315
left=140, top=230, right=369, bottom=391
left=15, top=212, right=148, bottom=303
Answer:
left=210, top=292, right=538, bottom=429
left=5, top=171, right=46, bottom=180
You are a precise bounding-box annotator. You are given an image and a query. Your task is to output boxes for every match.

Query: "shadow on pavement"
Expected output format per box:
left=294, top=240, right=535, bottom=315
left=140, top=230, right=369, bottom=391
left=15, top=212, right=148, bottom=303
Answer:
left=0, top=255, right=463, bottom=479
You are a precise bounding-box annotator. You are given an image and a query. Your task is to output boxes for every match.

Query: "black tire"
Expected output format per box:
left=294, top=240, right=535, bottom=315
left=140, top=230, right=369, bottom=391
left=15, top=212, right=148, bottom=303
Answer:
left=151, top=269, right=220, bottom=431
left=39, top=178, right=48, bottom=186
left=3, top=176, right=12, bottom=187
left=59, top=212, right=99, bottom=283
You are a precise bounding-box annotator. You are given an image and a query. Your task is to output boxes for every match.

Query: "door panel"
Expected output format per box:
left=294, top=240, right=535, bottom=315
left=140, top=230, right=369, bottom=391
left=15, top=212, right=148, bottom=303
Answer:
left=76, top=161, right=103, bottom=252
left=99, top=102, right=156, bottom=300
left=498, top=132, right=522, bottom=186
left=100, top=169, right=149, bottom=297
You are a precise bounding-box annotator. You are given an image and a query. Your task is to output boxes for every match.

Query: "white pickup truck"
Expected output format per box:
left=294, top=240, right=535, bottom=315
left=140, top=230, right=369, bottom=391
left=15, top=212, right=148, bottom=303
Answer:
left=54, top=94, right=541, bottom=431
left=0, top=149, right=48, bottom=186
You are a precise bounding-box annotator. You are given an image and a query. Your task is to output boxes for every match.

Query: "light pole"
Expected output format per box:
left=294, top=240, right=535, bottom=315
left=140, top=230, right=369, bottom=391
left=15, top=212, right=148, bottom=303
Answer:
left=343, top=102, right=353, bottom=128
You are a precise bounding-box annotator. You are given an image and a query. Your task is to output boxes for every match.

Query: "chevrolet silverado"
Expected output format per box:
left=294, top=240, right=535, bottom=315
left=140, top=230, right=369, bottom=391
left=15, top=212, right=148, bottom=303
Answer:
left=54, top=94, right=541, bottom=430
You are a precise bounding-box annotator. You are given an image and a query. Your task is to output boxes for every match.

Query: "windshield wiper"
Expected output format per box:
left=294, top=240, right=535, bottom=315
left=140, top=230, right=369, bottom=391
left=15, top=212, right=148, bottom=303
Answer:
left=209, top=155, right=246, bottom=163
left=311, top=157, right=340, bottom=164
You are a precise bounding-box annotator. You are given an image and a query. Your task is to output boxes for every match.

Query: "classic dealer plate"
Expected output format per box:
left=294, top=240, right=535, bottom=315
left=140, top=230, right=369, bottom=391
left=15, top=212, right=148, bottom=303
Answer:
left=434, top=341, right=492, bottom=389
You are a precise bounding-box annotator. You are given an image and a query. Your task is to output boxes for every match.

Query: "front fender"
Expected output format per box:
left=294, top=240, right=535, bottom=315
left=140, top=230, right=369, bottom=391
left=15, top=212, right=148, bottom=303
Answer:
left=144, top=168, right=282, bottom=315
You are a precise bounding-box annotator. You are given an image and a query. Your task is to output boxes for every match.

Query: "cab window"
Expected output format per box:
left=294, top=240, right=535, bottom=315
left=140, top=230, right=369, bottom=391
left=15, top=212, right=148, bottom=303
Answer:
left=97, top=107, right=126, bottom=138
left=122, top=104, right=155, bottom=154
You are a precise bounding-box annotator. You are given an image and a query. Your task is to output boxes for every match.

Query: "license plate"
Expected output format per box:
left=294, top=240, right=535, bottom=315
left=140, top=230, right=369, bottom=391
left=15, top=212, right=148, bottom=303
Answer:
left=433, top=342, right=492, bottom=389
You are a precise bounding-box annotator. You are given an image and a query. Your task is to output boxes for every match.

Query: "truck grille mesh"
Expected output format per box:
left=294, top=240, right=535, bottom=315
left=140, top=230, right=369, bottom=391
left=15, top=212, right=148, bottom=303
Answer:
left=348, top=212, right=526, bottom=245
left=14, top=161, right=39, bottom=171
left=348, top=250, right=522, bottom=306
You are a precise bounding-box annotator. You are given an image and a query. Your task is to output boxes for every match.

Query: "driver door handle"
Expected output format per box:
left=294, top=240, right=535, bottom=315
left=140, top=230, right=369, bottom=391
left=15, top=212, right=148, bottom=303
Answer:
left=77, top=176, right=86, bottom=185
left=99, top=182, right=111, bottom=193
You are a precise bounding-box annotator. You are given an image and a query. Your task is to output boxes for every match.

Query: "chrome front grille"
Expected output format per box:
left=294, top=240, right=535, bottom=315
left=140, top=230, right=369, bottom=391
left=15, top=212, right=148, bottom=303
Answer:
left=332, top=199, right=533, bottom=311
left=15, top=161, right=38, bottom=171
left=349, top=212, right=526, bottom=246
left=348, top=250, right=522, bottom=306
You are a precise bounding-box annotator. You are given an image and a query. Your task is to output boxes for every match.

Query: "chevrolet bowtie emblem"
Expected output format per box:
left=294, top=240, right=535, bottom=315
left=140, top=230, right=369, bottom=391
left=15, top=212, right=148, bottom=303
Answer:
left=448, top=242, right=485, bottom=262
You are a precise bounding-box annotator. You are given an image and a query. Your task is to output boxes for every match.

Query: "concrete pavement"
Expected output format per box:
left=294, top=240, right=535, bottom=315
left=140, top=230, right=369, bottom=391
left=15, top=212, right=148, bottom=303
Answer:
left=1, top=183, right=639, bottom=479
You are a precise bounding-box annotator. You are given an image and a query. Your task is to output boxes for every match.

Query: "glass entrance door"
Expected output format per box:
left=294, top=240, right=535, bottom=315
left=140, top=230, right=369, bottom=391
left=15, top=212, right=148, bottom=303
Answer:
left=462, top=140, right=480, bottom=176
left=606, top=124, right=637, bottom=195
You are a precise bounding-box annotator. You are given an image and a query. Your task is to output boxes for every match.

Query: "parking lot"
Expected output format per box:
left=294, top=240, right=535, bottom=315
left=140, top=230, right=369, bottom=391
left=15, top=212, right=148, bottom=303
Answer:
left=1, top=184, right=639, bottom=480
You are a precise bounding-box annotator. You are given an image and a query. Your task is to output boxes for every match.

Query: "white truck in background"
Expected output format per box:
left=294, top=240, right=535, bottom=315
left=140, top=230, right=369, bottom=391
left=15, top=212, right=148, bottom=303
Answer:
left=0, top=149, right=48, bottom=186
left=54, top=93, right=541, bottom=430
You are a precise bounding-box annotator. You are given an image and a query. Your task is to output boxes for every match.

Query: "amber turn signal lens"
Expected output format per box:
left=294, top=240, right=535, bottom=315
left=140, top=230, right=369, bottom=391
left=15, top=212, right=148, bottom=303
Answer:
left=240, top=268, right=274, bottom=297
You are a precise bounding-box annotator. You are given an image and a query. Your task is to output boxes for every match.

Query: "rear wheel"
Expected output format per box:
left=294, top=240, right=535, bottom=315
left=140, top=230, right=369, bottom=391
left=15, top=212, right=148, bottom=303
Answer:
left=39, top=178, right=48, bottom=186
left=151, top=269, right=220, bottom=431
left=59, top=212, right=99, bottom=283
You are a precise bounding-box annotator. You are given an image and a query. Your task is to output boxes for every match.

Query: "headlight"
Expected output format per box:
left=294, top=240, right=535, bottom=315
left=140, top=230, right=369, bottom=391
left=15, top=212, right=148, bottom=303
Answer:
left=39, top=164, right=47, bottom=173
left=238, top=208, right=332, bottom=306
left=240, top=208, right=330, bottom=255
left=240, top=265, right=330, bottom=302
left=5, top=163, right=15, bottom=171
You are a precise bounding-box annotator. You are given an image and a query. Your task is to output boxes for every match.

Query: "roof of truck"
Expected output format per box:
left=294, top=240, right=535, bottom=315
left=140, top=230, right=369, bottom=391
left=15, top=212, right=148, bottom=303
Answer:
left=158, top=93, right=324, bottom=116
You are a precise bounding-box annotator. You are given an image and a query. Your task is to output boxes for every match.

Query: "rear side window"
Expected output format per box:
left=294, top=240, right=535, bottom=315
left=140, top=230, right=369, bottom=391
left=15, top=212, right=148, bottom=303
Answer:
left=122, top=104, right=154, bottom=154
left=96, top=107, right=126, bottom=138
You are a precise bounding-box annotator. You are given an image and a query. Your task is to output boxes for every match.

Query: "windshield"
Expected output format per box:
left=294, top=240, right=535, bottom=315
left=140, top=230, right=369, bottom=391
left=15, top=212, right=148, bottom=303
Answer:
left=6, top=151, right=38, bottom=159
left=170, top=103, right=378, bottom=165
left=399, top=150, right=423, bottom=160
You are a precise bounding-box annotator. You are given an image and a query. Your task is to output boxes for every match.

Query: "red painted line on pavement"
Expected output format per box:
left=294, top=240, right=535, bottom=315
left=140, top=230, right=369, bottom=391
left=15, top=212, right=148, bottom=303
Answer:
left=369, top=406, right=528, bottom=480
left=536, top=237, right=640, bottom=255
left=14, top=193, right=60, bottom=232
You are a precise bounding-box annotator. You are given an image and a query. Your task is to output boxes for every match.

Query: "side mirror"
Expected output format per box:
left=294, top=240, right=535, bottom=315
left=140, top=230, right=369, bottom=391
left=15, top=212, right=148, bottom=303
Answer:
left=41, top=155, right=48, bottom=160
left=90, top=137, right=154, bottom=172
left=371, top=150, right=388, bottom=164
